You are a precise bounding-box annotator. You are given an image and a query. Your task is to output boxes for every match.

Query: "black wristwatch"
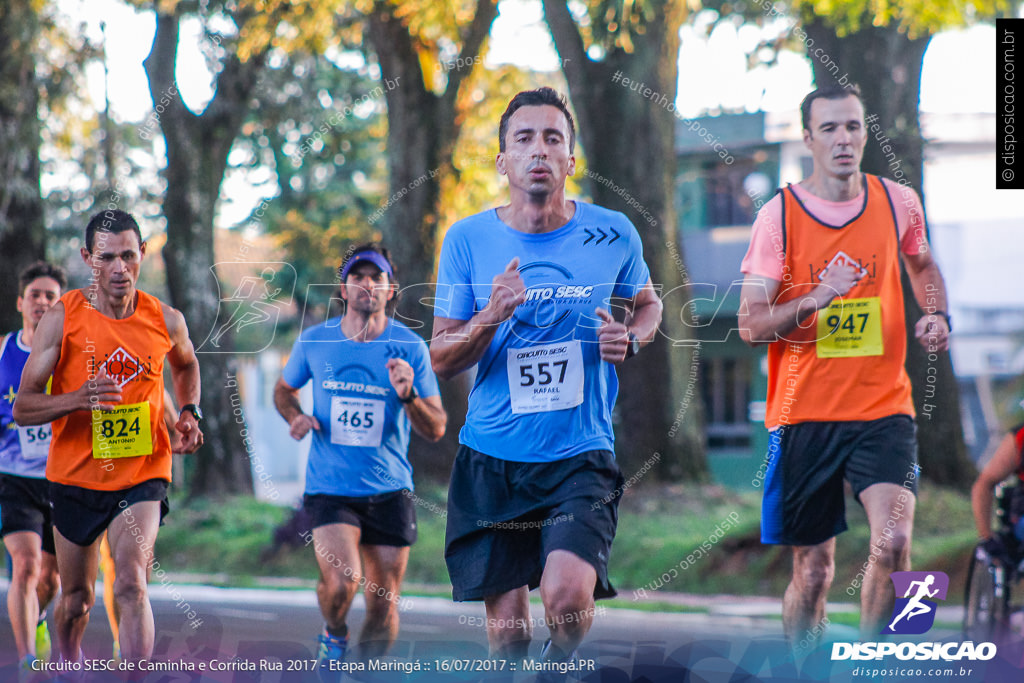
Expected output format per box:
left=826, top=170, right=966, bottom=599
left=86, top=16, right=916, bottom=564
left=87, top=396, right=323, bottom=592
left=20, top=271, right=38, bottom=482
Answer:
left=934, top=310, right=952, bottom=332
left=625, top=332, right=641, bottom=359
left=179, top=403, right=203, bottom=423
left=399, top=387, right=418, bottom=404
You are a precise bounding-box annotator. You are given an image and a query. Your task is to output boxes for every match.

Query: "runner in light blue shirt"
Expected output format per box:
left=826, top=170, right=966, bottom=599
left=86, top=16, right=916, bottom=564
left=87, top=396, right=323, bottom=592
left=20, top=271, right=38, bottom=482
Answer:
left=274, top=244, right=446, bottom=670
left=431, top=88, right=663, bottom=666
left=435, top=201, right=649, bottom=462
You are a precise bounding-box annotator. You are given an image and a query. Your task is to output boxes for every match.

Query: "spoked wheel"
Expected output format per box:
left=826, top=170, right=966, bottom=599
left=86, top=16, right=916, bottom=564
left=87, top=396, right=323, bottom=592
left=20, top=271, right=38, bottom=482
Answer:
left=964, top=547, right=1010, bottom=640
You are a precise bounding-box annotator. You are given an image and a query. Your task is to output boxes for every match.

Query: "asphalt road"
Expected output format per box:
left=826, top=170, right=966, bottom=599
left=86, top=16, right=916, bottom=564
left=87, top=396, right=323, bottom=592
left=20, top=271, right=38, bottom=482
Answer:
left=1, top=582, right=1021, bottom=682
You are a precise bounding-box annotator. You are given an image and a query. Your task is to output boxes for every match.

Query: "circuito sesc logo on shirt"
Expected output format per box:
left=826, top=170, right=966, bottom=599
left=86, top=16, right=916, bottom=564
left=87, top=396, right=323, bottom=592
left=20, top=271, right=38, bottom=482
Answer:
left=513, top=261, right=595, bottom=331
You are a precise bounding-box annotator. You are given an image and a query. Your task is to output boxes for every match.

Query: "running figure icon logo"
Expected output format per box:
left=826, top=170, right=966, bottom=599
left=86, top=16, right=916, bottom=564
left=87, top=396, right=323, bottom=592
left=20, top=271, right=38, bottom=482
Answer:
left=882, top=571, right=949, bottom=635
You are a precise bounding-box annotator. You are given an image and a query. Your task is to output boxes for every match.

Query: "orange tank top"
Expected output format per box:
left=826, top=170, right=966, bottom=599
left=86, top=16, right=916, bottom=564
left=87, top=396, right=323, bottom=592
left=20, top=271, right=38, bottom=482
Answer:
left=764, top=174, right=914, bottom=427
left=47, top=289, right=174, bottom=490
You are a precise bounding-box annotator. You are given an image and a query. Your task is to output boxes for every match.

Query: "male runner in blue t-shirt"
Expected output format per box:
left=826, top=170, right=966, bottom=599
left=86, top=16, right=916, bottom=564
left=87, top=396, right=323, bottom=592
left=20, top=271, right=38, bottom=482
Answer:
left=274, top=244, right=446, bottom=669
left=431, top=87, right=663, bottom=665
left=0, top=262, right=65, bottom=672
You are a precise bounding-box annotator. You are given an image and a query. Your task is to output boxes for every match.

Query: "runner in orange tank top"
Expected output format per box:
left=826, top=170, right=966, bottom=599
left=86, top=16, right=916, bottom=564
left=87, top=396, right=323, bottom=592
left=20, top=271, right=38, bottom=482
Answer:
left=13, top=210, right=203, bottom=665
left=737, top=85, right=951, bottom=647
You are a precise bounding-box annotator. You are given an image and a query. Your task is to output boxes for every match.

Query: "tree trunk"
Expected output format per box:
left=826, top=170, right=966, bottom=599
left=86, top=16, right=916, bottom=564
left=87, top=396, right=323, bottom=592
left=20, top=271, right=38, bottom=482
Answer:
left=0, top=1, right=46, bottom=329
left=365, top=9, right=445, bottom=328
left=144, top=10, right=266, bottom=497
left=543, top=0, right=707, bottom=480
left=365, top=0, right=498, bottom=480
left=804, top=17, right=974, bottom=487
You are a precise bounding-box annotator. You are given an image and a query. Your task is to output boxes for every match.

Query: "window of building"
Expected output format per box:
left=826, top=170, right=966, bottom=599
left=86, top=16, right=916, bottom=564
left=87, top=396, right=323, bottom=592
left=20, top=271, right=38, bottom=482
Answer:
left=701, top=356, right=752, bottom=449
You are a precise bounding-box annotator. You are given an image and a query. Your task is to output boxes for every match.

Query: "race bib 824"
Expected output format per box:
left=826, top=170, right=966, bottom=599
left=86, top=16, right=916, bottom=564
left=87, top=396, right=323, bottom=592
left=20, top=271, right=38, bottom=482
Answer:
left=92, top=402, right=153, bottom=459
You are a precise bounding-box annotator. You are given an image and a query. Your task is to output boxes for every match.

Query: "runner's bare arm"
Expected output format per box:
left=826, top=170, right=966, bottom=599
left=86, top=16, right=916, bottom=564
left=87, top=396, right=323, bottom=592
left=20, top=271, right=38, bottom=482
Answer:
left=970, top=432, right=1018, bottom=540
left=14, top=302, right=123, bottom=424
left=163, top=389, right=184, bottom=453
left=623, top=279, right=663, bottom=344
left=385, top=357, right=446, bottom=442
left=596, top=278, right=663, bottom=364
left=430, top=315, right=499, bottom=380
left=903, top=249, right=950, bottom=351
left=430, top=257, right=526, bottom=380
left=273, top=377, right=320, bottom=440
left=738, top=267, right=860, bottom=347
left=163, top=304, right=203, bottom=453
left=403, top=394, right=446, bottom=442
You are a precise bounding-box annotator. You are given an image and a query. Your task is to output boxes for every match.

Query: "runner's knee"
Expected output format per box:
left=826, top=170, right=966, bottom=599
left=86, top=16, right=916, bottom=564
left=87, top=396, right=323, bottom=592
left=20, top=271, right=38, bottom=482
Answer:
left=113, top=575, right=147, bottom=607
left=541, top=581, right=592, bottom=623
left=794, top=557, right=834, bottom=595
left=873, top=531, right=910, bottom=570
left=10, top=554, right=41, bottom=585
left=62, top=585, right=95, bottom=619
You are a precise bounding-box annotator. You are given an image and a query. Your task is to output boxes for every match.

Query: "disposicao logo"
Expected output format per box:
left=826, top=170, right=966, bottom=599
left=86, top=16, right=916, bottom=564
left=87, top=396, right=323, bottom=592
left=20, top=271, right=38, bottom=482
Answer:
left=832, top=570, right=997, bottom=663
left=882, top=571, right=948, bottom=635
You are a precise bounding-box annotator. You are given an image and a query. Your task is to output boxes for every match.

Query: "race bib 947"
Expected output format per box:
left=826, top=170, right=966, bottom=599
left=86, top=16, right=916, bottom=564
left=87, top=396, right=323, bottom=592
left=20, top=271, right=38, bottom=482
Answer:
left=816, top=297, right=884, bottom=358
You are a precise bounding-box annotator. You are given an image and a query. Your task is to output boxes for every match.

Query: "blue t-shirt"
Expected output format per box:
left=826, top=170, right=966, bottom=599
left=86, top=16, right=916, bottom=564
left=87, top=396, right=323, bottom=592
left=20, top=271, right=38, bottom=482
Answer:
left=282, top=318, right=440, bottom=497
left=0, top=331, right=51, bottom=478
left=434, top=202, right=651, bottom=462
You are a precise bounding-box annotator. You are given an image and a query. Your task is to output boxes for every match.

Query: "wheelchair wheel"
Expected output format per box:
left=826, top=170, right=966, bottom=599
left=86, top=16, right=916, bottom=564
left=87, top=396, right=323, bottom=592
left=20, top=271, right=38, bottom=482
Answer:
left=964, top=546, right=1010, bottom=640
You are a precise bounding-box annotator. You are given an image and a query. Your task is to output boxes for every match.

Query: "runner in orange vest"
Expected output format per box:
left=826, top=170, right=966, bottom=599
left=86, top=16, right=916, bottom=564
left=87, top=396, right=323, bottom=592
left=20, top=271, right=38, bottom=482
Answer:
left=14, top=209, right=203, bottom=664
left=738, top=85, right=951, bottom=644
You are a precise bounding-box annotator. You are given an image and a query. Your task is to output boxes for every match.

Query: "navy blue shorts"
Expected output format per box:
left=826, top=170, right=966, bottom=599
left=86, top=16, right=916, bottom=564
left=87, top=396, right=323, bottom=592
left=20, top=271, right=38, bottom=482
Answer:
left=445, top=445, right=624, bottom=602
left=761, top=414, right=918, bottom=546
left=0, top=473, right=55, bottom=554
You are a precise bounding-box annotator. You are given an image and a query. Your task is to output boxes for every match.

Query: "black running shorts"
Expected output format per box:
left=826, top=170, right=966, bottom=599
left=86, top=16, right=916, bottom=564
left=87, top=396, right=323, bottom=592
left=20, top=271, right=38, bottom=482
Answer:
left=0, top=473, right=55, bottom=554
left=761, top=414, right=918, bottom=546
left=303, top=489, right=417, bottom=547
left=50, top=478, right=169, bottom=547
left=445, top=445, right=624, bottom=602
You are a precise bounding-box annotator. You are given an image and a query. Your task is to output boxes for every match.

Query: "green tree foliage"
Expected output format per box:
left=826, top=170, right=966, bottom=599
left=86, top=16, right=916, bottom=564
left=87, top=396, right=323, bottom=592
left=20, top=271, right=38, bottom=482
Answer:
left=231, top=50, right=389, bottom=331
left=231, top=25, right=552, bottom=479
left=238, top=0, right=500, bottom=325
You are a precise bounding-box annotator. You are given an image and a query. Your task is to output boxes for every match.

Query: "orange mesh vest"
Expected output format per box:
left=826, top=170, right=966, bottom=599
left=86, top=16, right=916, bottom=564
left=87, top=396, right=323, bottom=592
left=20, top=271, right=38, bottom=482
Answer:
left=764, top=175, right=915, bottom=427
left=47, top=289, right=173, bottom=490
